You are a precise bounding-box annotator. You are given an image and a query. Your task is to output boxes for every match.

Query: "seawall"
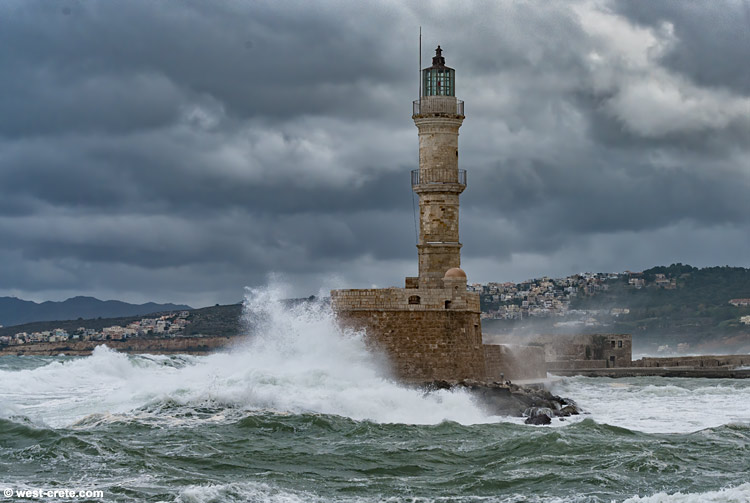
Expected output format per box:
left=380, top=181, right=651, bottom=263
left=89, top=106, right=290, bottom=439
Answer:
left=550, top=367, right=750, bottom=379
left=634, top=355, right=750, bottom=368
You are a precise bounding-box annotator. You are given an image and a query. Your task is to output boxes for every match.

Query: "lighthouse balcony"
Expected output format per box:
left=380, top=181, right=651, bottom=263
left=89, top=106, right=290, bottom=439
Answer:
left=411, top=168, right=466, bottom=188
left=413, top=97, right=464, bottom=116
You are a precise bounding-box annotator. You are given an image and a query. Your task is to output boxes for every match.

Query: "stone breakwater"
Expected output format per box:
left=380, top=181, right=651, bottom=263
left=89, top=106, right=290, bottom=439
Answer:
left=422, top=380, right=581, bottom=425
left=0, top=336, right=239, bottom=356
left=550, top=367, right=750, bottom=379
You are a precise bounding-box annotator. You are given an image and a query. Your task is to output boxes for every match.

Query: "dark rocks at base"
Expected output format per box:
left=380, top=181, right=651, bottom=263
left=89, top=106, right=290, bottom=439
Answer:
left=420, top=380, right=582, bottom=425
left=560, top=405, right=579, bottom=416
left=524, top=412, right=552, bottom=425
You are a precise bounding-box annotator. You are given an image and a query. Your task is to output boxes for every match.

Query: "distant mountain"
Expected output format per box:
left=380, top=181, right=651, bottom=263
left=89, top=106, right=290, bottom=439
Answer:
left=0, top=296, right=193, bottom=327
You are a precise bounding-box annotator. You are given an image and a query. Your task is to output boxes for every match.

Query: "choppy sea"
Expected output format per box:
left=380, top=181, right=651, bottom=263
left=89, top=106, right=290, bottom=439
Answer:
left=1, top=288, right=749, bottom=502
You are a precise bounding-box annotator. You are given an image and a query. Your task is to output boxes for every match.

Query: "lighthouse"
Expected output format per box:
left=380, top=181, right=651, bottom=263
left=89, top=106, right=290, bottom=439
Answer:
left=412, top=46, right=466, bottom=289
left=331, top=44, right=489, bottom=382
left=330, top=43, right=548, bottom=384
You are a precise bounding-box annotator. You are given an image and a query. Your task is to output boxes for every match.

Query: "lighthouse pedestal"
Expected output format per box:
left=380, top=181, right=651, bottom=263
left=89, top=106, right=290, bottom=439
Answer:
left=331, top=278, right=485, bottom=382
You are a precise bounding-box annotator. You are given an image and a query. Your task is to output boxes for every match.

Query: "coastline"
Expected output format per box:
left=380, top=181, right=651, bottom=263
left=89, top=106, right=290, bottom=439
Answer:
left=550, top=367, right=750, bottom=379
left=0, top=335, right=242, bottom=356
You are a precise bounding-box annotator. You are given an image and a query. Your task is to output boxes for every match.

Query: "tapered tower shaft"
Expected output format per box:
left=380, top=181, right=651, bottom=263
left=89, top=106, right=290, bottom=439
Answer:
left=411, top=46, right=466, bottom=289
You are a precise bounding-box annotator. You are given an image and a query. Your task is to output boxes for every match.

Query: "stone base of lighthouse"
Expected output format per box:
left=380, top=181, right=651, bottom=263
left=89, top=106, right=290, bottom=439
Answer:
left=331, top=274, right=488, bottom=382
left=331, top=281, right=548, bottom=383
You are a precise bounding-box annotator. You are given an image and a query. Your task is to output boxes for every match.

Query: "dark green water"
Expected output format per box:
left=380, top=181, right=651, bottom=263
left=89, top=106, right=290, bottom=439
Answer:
left=2, top=298, right=749, bottom=502
left=1, top=408, right=749, bottom=502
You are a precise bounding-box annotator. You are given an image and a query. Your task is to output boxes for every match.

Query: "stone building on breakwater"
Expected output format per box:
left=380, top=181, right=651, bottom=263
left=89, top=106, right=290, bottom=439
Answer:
left=331, top=46, right=545, bottom=383
left=539, top=334, right=633, bottom=371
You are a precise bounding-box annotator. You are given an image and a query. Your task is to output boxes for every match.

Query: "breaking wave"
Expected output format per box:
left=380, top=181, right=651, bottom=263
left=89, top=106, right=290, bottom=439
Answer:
left=623, top=482, right=750, bottom=503
left=0, top=285, right=493, bottom=428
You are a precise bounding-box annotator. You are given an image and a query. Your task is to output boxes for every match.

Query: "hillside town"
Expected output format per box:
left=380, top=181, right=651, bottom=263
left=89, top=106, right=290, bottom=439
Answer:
left=474, top=267, right=750, bottom=336
left=473, top=269, right=688, bottom=321
left=472, top=271, right=626, bottom=321
left=0, top=311, right=192, bottom=347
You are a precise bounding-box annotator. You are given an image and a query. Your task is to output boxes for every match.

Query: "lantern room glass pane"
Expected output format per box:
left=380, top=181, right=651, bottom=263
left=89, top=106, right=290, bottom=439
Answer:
left=422, top=68, right=455, bottom=96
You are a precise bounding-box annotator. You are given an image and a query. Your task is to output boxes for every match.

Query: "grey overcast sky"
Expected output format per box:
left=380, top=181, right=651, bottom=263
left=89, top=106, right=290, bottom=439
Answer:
left=1, top=0, right=749, bottom=307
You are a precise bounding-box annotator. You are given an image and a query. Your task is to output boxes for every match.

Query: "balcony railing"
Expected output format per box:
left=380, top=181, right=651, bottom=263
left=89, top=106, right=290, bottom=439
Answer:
left=413, top=98, right=464, bottom=116
left=411, top=169, right=466, bottom=187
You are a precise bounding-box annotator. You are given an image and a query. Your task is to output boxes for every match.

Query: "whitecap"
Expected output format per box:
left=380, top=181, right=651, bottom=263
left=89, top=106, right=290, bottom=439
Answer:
left=623, top=482, right=750, bottom=503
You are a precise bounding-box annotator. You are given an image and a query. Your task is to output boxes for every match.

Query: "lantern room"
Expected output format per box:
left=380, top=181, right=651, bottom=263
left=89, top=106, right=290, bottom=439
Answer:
left=422, top=45, right=455, bottom=97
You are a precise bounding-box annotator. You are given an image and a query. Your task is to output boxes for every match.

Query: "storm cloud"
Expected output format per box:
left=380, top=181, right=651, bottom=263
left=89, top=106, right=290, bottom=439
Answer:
left=1, top=0, right=749, bottom=306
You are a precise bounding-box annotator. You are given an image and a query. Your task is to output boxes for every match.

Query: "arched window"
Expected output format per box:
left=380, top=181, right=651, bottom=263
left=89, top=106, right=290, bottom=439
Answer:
left=408, top=295, right=421, bottom=305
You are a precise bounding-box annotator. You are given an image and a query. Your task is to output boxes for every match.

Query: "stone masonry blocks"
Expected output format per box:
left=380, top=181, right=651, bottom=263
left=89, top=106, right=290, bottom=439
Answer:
left=414, top=107, right=464, bottom=286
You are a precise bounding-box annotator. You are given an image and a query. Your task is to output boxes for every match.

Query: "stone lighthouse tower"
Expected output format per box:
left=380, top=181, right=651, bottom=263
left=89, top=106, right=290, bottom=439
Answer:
left=331, top=44, right=489, bottom=383
left=413, top=46, right=466, bottom=289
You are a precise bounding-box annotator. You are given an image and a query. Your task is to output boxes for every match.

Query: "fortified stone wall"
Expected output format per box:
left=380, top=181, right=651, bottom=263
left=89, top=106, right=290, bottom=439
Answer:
left=484, top=344, right=547, bottom=382
left=336, top=308, right=485, bottom=382
left=332, top=287, right=486, bottom=382
left=634, top=355, right=750, bottom=368
left=331, top=287, right=479, bottom=312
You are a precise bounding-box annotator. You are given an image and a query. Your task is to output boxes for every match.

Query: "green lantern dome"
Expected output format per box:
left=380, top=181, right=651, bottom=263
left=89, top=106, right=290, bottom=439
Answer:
left=422, top=45, right=455, bottom=97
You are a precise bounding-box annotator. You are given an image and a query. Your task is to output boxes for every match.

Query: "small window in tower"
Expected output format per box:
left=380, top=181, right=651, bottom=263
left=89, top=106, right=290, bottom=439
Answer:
left=611, top=340, right=616, bottom=348
left=408, top=295, right=420, bottom=305
left=445, top=300, right=451, bottom=309
left=618, top=340, right=623, bottom=348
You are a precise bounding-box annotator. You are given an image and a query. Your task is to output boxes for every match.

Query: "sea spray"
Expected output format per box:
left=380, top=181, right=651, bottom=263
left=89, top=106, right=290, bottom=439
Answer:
left=0, top=284, right=494, bottom=427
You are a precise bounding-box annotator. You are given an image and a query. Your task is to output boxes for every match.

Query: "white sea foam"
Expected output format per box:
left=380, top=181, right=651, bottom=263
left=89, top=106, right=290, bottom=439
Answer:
left=171, top=481, right=750, bottom=503
left=173, top=481, right=314, bottom=503
left=0, top=284, right=495, bottom=427
left=171, top=480, right=603, bottom=503
left=550, top=375, right=750, bottom=433
left=623, top=482, right=750, bottom=503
